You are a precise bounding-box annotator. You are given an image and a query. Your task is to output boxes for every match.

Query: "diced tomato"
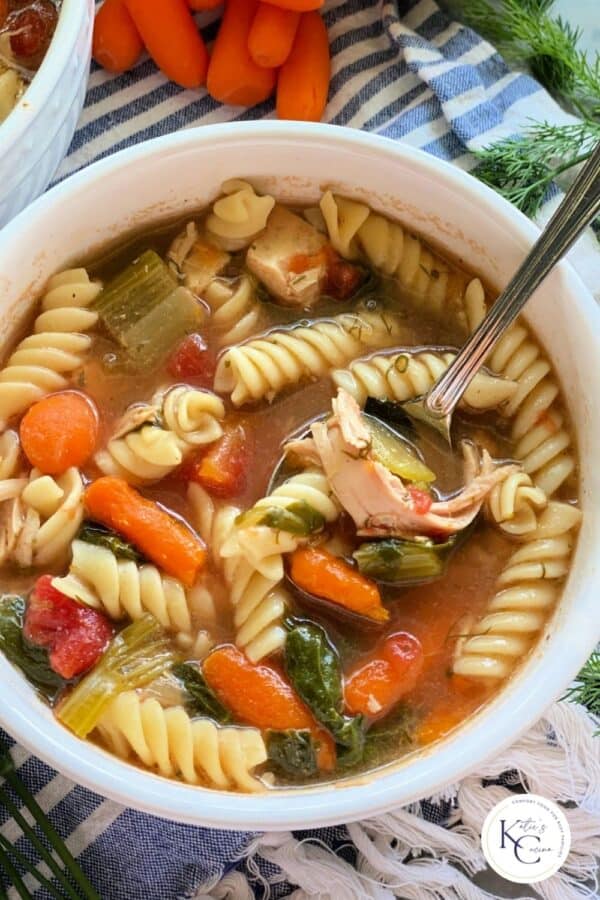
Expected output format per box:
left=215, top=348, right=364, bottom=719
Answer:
left=24, top=575, right=113, bottom=680
left=167, top=333, right=216, bottom=386
left=325, top=253, right=365, bottom=300
left=8, top=1, right=57, bottom=62
left=178, top=423, right=251, bottom=498
left=407, top=485, right=432, bottom=515
left=344, top=631, right=424, bottom=718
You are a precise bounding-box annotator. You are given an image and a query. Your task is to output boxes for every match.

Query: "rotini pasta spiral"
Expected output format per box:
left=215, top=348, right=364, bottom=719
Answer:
left=0, top=430, right=26, bottom=502
left=467, top=305, right=575, bottom=497
left=332, top=350, right=517, bottom=411
left=205, top=180, right=275, bottom=252
left=0, top=67, right=22, bottom=123
left=320, top=191, right=471, bottom=327
left=96, top=386, right=225, bottom=484
left=453, top=501, right=581, bottom=679
left=485, top=471, right=548, bottom=536
left=53, top=540, right=195, bottom=639
left=214, top=310, right=405, bottom=406
left=96, top=690, right=267, bottom=791
left=0, top=269, right=101, bottom=428
left=0, top=467, right=84, bottom=567
left=203, top=276, right=266, bottom=348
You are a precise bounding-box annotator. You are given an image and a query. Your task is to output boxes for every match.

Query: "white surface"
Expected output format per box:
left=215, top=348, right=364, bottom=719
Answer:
left=0, top=122, right=598, bottom=831
left=0, top=0, right=93, bottom=227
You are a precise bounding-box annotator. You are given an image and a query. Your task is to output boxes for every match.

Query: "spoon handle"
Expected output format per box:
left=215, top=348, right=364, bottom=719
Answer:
left=426, top=140, right=600, bottom=418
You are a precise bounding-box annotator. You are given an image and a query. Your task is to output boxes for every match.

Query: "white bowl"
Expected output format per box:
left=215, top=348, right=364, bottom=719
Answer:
left=0, top=0, right=93, bottom=227
left=0, top=122, right=598, bottom=830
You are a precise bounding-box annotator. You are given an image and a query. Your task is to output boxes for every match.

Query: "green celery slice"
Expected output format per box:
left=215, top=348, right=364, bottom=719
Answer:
left=353, top=538, right=455, bottom=584
left=236, top=500, right=325, bottom=536
left=364, top=415, right=436, bottom=483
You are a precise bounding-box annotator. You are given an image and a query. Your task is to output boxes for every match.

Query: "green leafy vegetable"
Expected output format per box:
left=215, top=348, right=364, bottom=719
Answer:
left=173, top=662, right=232, bottom=724
left=353, top=538, right=456, bottom=584
left=361, top=705, right=416, bottom=768
left=58, top=615, right=176, bottom=738
left=236, top=500, right=325, bottom=536
left=78, top=521, right=143, bottom=562
left=363, top=414, right=436, bottom=483
left=472, top=121, right=600, bottom=220
left=266, top=729, right=318, bottom=777
left=564, top=649, right=600, bottom=734
left=0, top=594, right=65, bottom=701
left=284, top=618, right=364, bottom=765
left=92, top=250, right=204, bottom=369
left=456, top=0, right=600, bottom=118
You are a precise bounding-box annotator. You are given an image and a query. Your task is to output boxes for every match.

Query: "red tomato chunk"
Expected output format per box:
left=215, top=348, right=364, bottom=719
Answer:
left=24, top=575, right=113, bottom=680
left=167, top=333, right=216, bottom=386
left=179, top=423, right=251, bottom=498
left=408, top=485, right=433, bottom=515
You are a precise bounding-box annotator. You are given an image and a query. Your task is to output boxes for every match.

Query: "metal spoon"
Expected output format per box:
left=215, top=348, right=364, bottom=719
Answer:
left=402, top=140, right=600, bottom=445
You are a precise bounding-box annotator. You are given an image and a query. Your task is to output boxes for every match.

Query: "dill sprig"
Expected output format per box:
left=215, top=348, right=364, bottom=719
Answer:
left=564, top=650, right=600, bottom=733
left=472, top=120, right=600, bottom=219
left=457, top=0, right=600, bottom=119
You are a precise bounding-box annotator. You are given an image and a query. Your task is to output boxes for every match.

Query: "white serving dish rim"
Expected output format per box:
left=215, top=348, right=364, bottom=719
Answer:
left=0, top=121, right=598, bottom=831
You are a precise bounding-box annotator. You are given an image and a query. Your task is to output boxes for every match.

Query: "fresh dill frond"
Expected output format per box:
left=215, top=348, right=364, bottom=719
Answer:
left=472, top=120, right=600, bottom=220
left=563, top=649, right=600, bottom=733
left=458, top=0, right=600, bottom=119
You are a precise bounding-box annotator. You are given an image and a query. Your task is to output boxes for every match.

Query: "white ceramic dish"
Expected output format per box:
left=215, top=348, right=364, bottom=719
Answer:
left=0, top=0, right=93, bottom=227
left=0, top=122, right=598, bottom=830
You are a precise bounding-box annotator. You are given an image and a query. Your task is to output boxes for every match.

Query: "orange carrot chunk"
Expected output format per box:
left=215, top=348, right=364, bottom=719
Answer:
left=187, top=0, right=222, bottom=8
left=207, top=0, right=276, bottom=107
left=248, top=3, right=300, bottom=69
left=263, top=0, right=323, bottom=10
left=20, top=391, right=99, bottom=475
left=344, top=632, right=424, bottom=718
left=290, top=546, right=389, bottom=623
left=203, top=644, right=335, bottom=770
left=85, top=477, right=206, bottom=587
left=276, top=10, right=330, bottom=121
left=93, top=0, right=144, bottom=74
left=124, top=0, right=208, bottom=88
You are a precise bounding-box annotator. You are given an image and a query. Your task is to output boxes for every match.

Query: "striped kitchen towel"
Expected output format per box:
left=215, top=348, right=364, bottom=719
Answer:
left=2, top=1, right=599, bottom=898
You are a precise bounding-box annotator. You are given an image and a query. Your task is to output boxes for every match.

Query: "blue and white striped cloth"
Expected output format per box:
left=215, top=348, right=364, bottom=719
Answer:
left=2, top=1, right=598, bottom=897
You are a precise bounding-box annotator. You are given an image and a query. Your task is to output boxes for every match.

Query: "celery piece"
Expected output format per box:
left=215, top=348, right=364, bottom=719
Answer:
left=353, top=538, right=454, bottom=584
left=364, top=415, right=436, bottom=483
left=236, top=500, right=325, bottom=536
left=92, top=250, right=204, bottom=369
left=57, top=615, right=176, bottom=738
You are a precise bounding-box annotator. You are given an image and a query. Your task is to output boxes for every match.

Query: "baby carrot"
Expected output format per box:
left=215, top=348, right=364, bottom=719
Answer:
left=289, top=546, right=389, bottom=623
left=276, top=11, right=330, bottom=122
left=203, top=644, right=336, bottom=770
left=248, top=3, right=300, bottom=69
left=207, top=0, right=276, bottom=107
left=20, top=391, right=99, bottom=475
left=124, top=0, right=208, bottom=88
left=85, top=476, right=206, bottom=587
left=93, top=0, right=144, bottom=74
left=263, top=0, right=323, bottom=9
left=344, top=632, right=424, bottom=718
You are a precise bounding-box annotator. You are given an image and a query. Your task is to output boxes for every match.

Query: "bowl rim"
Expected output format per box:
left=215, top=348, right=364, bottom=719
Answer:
left=0, top=0, right=87, bottom=150
left=0, top=120, right=599, bottom=830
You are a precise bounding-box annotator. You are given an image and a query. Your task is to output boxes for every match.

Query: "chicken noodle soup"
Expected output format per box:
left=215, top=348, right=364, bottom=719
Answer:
left=0, top=180, right=580, bottom=791
left=0, top=1, right=61, bottom=123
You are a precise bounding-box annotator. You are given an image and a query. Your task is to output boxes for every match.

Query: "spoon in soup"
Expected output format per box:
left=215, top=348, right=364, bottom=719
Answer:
left=402, top=140, right=600, bottom=445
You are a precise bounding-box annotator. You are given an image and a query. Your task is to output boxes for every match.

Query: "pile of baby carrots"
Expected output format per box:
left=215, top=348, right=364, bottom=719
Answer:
left=93, top=0, right=330, bottom=122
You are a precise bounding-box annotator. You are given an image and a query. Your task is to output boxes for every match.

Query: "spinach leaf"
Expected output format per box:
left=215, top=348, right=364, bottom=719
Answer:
left=361, top=705, right=416, bottom=767
left=266, top=729, right=318, bottom=777
left=284, top=618, right=364, bottom=765
left=78, top=522, right=143, bottom=562
left=173, top=662, right=232, bottom=724
left=0, top=595, right=65, bottom=702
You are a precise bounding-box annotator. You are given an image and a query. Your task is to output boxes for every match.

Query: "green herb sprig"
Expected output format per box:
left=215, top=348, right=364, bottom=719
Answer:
left=564, top=649, right=600, bottom=733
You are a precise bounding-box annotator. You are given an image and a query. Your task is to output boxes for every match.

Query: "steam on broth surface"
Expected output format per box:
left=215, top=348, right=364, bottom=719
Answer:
left=0, top=180, right=580, bottom=791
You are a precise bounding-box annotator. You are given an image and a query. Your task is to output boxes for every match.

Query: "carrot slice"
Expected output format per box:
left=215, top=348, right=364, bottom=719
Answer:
left=93, top=0, right=144, bottom=74
left=207, top=0, right=276, bottom=107
left=85, top=477, right=206, bottom=587
left=124, top=0, right=208, bottom=88
left=263, top=0, right=323, bottom=9
left=344, top=632, right=424, bottom=718
left=289, top=546, right=388, bottom=623
left=248, top=3, right=300, bottom=69
left=20, top=391, right=99, bottom=475
left=187, top=0, right=222, bottom=8
left=276, top=10, right=330, bottom=121
left=203, top=644, right=335, bottom=770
